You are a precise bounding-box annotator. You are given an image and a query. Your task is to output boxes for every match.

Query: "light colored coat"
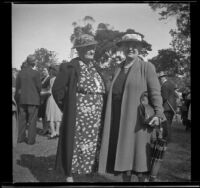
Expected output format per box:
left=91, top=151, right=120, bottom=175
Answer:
left=98, top=57, right=164, bottom=173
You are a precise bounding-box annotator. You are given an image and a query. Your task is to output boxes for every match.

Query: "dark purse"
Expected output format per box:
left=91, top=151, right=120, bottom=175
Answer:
left=139, top=91, right=156, bottom=128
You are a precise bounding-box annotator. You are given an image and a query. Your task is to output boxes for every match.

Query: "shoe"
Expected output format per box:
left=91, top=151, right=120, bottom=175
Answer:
left=41, top=130, right=49, bottom=135
left=137, top=173, right=148, bottom=182
left=122, top=174, right=131, bottom=182
left=26, top=141, right=35, bottom=145
left=66, top=176, right=74, bottom=182
left=130, top=174, right=139, bottom=182
left=18, top=138, right=28, bottom=144
left=149, top=176, right=158, bottom=182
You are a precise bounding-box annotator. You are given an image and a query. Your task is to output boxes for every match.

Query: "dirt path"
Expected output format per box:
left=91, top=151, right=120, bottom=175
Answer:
left=13, top=119, right=191, bottom=182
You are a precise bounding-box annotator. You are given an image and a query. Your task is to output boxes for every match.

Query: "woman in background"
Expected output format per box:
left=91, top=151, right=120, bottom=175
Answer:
left=46, top=65, right=62, bottom=139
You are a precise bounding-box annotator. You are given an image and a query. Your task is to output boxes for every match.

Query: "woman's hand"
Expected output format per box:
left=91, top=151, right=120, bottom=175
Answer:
left=149, top=116, right=160, bottom=127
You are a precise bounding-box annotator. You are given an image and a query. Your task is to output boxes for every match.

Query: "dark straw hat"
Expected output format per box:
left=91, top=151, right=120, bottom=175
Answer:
left=72, top=34, right=97, bottom=49
left=116, top=33, right=144, bottom=47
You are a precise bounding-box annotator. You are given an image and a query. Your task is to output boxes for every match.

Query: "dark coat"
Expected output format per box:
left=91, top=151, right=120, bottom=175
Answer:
left=52, top=57, right=106, bottom=176
left=98, top=57, right=164, bottom=173
left=15, top=67, right=41, bottom=106
left=40, top=76, right=51, bottom=103
left=38, top=76, right=51, bottom=118
left=161, top=80, right=177, bottom=113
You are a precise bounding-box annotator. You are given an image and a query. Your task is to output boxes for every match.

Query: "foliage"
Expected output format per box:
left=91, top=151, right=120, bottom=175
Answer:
left=149, top=3, right=190, bottom=37
left=70, top=16, right=95, bottom=44
left=149, top=3, right=190, bottom=88
left=70, top=16, right=152, bottom=80
left=61, top=59, right=68, bottom=64
left=33, top=48, right=58, bottom=74
left=94, top=23, right=123, bottom=61
left=148, top=48, right=183, bottom=76
left=148, top=48, right=191, bottom=90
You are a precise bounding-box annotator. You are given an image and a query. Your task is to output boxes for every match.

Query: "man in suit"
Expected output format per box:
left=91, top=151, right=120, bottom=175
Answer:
left=158, top=72, right=177, bottom=142
left=15, top=55, right=42, bottom=145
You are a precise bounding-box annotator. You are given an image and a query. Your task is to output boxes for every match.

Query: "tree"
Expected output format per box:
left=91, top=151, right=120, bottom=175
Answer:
left=94, top=23, right=123, bottom=61
left=33, top=48, right=58, bottom=73
left=70, top=16, right=153, bottom=83
left=149, top=3, right=190, bottom=86
left=70, top=16, right=152, bottom=62
left=61, top=59, right=68, bottom=64
left=149, top=3, right=190, bottom=38
left=148, top=48, right=183, bottom=76
left=70, top=16, right=95, bottom=44
left=148, top=48, right=190, bottom=90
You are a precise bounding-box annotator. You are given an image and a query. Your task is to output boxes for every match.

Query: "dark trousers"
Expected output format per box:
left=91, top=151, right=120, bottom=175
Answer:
left=164, top=111, right=174, bottom=142
left=38, top=96, right=49, bottom=132
left=18, top=104, right=39, bottom=144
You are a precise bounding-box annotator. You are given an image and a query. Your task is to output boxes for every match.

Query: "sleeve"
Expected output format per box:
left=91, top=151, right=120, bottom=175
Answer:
left=52, top=63, right=71, bottom=112
left=146, top=62, right=164, bottom=118
left=15, top=74, right=20, bottom=93
left=14, top=73, right=20, bottom=103
left=35, top=71, right=42, bottom=93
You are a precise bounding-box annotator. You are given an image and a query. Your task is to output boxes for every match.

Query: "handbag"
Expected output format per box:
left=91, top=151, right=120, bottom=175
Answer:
left=139, top=91, right=156, bottom=128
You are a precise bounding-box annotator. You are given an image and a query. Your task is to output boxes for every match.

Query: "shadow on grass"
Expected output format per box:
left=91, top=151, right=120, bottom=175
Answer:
left=157, top=121, right=191, bottom=182
left=17, top=154, right=113, bottom=182
left=17, top=154, right=65, bottom=182
left=36, top=128, right=50, bottom=137
left=160, top=172, right=190, bottom=182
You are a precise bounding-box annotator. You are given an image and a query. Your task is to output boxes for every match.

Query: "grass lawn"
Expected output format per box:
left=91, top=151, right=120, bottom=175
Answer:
left=13, top=118, right=191, bottom=182
left=157, top=119, right=191, bottom=182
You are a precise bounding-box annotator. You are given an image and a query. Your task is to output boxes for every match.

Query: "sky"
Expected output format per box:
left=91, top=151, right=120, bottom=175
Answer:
left=12, top=3, right=177, bottom=69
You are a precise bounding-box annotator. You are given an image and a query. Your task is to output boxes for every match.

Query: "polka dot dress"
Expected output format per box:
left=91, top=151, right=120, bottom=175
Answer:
left=71, top=61, right=105, bottom=174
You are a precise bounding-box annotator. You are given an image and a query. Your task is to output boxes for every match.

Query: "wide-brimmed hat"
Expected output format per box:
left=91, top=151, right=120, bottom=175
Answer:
left=72, top=34, right=97, bottom=49
left=116, top=33, right=144, bottom=47
left=158, top=71, right=167, bottom=78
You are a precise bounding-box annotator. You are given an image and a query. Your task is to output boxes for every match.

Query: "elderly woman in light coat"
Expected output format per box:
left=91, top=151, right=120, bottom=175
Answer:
left=98, top=33, right=165, bottom=182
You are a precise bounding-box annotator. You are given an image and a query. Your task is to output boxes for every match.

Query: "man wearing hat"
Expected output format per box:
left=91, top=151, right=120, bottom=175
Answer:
left=158, top=71, right=177, bottom=141
left=15, top=54, right=41, bottom=145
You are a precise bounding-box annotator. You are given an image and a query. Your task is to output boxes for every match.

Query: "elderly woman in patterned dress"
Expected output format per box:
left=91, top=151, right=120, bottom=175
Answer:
left=52, top=34, right=106, bottom=182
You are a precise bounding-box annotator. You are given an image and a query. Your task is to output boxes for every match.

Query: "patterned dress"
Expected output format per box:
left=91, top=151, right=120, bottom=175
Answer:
left=71, top=60, right=105, bottom=174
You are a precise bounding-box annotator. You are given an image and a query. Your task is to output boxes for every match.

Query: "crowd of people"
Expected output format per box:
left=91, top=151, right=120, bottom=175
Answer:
left=12, top=32, right=191, bottom=182
left=12, top=56, right=62, bottom=145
